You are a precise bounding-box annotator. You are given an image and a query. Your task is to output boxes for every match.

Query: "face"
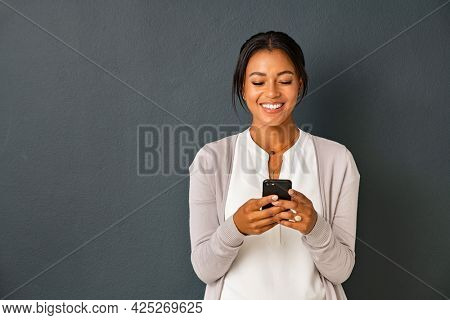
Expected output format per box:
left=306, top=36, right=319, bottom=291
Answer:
left=242, top=49, right=302, bottom=127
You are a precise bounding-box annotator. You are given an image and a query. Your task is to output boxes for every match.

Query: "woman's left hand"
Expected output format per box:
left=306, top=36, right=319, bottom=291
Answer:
left=272, top=189, right=318, bottom=235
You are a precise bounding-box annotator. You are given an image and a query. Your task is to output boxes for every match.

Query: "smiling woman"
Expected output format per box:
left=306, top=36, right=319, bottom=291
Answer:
left=232, top=32, right=308, bottom=118
left=239, top=49, right=304, bottom=121
left=189, top=31, right=360, bottom=300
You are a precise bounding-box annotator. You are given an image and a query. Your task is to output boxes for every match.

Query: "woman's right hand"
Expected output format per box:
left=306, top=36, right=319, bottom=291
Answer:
left=233, top=195, right=286, bottom=236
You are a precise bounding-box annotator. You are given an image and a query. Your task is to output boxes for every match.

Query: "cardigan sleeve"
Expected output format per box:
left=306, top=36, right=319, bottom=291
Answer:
left=189, top=147, right=246, bottom=285
left=301, top=147, right=360, bottom=285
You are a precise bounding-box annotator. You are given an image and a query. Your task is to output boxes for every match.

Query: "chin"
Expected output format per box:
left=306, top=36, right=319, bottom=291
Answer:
left=256, top=117, right=289, bottom=127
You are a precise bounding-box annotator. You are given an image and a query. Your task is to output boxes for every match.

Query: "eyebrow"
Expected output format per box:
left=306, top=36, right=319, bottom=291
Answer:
left=248, top=70, right=294, bottom=77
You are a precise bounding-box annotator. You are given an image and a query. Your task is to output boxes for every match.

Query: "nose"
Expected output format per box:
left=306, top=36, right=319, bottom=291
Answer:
left=266, top=80, right=281, bottom=98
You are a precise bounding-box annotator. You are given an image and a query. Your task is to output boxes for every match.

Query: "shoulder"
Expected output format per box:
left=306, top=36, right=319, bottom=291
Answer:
left=309, top=132, right=347, bottom=156
left=202, top=133, right=239, bottom=156
left=309, top=132, right=360, bottom=181
left=189, top=133, right=239, bottom=173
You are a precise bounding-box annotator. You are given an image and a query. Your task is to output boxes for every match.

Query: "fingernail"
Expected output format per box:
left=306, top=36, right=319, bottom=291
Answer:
left=272, top=201, right=279, bottom=205
left=271, top=195, right=278, bottom=201
left=288, top=189, right=294, bottom=195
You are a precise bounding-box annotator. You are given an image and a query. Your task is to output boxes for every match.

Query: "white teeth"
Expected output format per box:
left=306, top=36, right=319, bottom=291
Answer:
left=261, top=103, right=283, bottom=110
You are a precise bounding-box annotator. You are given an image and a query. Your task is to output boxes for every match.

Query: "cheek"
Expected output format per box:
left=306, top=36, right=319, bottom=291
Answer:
left=245, top=90, right=263, bottom=105
left=244, top=85, right=260, bottom=97
left=287, top=84, right=301, bottom=97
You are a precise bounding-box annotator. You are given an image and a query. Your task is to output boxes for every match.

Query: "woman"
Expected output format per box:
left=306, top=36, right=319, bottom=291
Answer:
left=189, top=31, right=360, bottom=299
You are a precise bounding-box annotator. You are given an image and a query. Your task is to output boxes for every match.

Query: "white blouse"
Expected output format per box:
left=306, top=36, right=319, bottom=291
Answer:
left=220, top=127, right=326, bottom=300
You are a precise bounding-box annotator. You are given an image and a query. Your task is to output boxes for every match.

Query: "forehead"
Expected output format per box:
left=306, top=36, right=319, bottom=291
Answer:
left=246, top=49, right=295, bottom=75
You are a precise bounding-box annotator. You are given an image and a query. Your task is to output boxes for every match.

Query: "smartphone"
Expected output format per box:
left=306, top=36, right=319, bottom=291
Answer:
left=261, top=179, right=292, bottom=210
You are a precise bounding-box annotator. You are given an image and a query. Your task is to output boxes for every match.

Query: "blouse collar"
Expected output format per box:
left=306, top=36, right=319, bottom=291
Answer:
left=241, top=126, right=306, bottom=177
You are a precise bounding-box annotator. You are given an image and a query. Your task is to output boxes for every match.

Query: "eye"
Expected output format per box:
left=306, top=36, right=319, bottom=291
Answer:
left=251, top=81, right=292, bottom=86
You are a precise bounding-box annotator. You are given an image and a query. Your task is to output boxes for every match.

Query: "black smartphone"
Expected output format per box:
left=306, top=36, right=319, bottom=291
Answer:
left=261, top=179, right=292, bottom=210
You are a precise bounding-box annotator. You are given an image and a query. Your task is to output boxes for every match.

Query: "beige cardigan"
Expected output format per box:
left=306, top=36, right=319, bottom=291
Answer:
left=189, top=130, right=361, bottom=299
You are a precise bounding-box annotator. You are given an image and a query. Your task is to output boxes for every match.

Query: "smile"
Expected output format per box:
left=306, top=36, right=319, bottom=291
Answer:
left=259, top=103, right=285, bottom=113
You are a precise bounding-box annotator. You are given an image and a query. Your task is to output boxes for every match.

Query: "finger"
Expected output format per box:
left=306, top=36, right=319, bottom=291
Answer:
left=260, top=205, right=287, bottom=216
left=275, top=210, right=296, bottom=221
left=252, top=216, right=279, bottom=229
left=248, top=206, right=285, bottom=222
left=288, top=189, right=311, bottom=205
left=279, top=219, right=300, bottom=231
left=256, top=222, right=278, bottom=234
left=272, top=209, right=293, bottom=223
left=271, top=199, right=299, bottom=210
left=252, top=194, right=279, bottom=210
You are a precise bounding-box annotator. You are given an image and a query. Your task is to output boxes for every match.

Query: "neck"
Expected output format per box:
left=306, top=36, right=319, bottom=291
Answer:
left=249, top=118, right=299, bottom=154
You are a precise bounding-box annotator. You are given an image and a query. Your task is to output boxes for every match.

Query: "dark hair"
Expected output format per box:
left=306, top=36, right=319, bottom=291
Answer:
left=232, top=31, right=309, bottom=115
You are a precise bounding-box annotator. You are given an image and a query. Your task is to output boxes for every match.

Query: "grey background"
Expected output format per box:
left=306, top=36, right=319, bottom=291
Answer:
left=0, top=0, right=448, bottom=299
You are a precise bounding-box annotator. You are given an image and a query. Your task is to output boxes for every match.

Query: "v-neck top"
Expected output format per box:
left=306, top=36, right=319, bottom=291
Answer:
left=220, top=127, right=326, bottom=299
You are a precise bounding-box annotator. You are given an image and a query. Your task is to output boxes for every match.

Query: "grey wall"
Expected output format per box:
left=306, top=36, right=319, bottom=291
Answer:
left=0, top=0, right=448, bottom=299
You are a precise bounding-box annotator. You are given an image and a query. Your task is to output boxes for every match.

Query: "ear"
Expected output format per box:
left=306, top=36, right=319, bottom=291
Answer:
left=298, top=79, right=304, bottom=96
